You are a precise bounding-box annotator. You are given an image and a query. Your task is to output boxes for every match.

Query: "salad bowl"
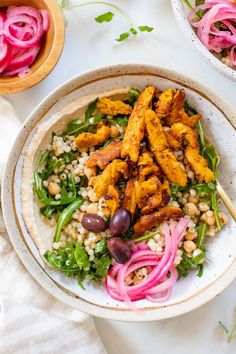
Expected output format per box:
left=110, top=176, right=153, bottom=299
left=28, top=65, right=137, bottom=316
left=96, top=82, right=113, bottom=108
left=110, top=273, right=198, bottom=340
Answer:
left=2, top=64, right=236, bottom=321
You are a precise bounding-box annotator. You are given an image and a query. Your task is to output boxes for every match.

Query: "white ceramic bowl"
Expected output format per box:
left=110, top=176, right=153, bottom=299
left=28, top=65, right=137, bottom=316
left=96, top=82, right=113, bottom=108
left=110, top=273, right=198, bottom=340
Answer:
left=2, top=64, right=236, bottom=322
left=171, top=0, right=236, bottom=81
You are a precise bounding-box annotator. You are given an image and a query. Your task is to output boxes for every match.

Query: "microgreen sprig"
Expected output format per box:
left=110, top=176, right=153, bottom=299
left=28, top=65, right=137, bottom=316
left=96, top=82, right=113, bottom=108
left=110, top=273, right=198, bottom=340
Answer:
left=219, top=320, right=236, bottom=343
left=59, top=1, right=154, bottom=42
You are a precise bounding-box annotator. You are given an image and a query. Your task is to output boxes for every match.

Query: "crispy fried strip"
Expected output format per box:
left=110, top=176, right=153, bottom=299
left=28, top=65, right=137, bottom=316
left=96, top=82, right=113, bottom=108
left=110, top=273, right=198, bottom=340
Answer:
left=168, top=122, right=214, bottom=183
left=185, top=146, right=214, bottom=183
left=138, top=152, right=159, bottom=181
left=75, top=125, right=110, bottom=150
left=166, top=90, right=201, bottom=127
left=86, top=140, right=122, bottom=169
left=145, top=109, right=187, bottom=187
left=121, top=86, right=156, bottom=162
left=134, top=175, right=160, bottom=209
left=104, top=185, right=119, bottom=216
left=141, top=180, right=171, bottom=214
left=134, top=206, right=183, bottom=236
left=155, top=88, right=175, bottom=118
left=97, top=97, right=132, bottom=116
left=121, top=179, right=136, bottom=215
left=93, top=159, right=128, bottom=198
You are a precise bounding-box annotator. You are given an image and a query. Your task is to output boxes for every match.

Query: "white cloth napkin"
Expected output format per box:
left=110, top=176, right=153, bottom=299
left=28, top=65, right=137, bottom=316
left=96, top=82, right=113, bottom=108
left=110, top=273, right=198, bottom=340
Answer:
left=0, top=97, right=107, bottom=354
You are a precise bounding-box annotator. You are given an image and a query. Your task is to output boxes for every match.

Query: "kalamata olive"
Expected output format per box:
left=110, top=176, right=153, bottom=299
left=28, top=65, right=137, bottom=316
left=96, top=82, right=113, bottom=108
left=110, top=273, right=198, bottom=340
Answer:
left=109, top=208, right=132, bottom=237
left=107, top=237, right=131, bottom=264
left=82, top=213, right=107, bottom=232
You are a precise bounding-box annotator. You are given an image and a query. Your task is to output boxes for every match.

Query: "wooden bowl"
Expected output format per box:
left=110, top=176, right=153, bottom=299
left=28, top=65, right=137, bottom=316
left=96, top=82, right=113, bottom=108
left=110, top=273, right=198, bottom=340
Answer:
left=0, top=0, right=65, bottom=94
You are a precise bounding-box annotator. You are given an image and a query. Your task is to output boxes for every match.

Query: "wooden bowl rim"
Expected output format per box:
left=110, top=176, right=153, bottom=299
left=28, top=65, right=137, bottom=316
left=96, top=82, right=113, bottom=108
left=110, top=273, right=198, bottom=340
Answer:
left=0, top=0, right=65, bottom=94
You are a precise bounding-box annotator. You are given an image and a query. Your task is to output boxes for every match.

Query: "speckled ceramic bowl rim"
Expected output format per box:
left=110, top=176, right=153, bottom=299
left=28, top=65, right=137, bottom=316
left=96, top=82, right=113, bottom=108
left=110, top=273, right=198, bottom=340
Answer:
left=2, top=64, right=236, bottom=322
left=171, top=0, right=236, bottom=81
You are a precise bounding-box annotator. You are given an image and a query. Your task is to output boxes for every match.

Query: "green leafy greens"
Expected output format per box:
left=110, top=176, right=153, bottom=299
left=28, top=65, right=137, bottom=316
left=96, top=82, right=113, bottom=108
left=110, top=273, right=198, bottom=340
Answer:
left=44, top=239, right=112, bottom=288
left=219, top=320, right=236, bottom=343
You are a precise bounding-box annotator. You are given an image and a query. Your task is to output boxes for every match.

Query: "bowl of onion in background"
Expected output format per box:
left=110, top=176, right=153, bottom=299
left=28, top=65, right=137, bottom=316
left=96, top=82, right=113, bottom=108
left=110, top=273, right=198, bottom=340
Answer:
left=0, top=0, right=65, bottom=94
left=171, top=0, right=236, bottom=81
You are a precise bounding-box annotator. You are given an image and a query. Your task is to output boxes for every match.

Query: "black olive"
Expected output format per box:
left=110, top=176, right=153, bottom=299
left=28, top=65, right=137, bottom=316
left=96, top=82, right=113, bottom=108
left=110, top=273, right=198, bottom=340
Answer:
left=107, top=237, right=131, bottom=264
left=82, top=213, right=107, bottom=232
left=109, top=208, right=132, bottom=237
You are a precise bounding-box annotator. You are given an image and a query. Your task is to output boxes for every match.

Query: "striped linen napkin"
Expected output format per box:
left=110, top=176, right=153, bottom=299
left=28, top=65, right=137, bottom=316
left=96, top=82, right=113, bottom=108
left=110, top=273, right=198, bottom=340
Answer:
left=0, top=97, right=107, bottom=354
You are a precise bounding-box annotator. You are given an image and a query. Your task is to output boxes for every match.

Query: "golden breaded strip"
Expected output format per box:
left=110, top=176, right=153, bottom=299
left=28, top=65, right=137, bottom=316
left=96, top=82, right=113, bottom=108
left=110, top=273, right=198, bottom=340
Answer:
left=86, top=140, right=122, bottom=169
left=166, top=90, right=201, bottom=127
left=141, top=180, right=171, bottom=214
left=155, top=88, right=175, bottom=118
left=97, top=97, right=132, bottom=116
left=93, top=159, right=128, bottom=198
left=168, top=122, right=199, bottom=149
left=145, top=110, right=187, bottom=187
left=165, top=131, right=181, bottom=149
left=134, top=175, right=160, bottom=209
left=138, top=152, right=159, bottom=181
left=134, top=206, right=183, bottom=236
left=178, top=108, right=201, bottom=128
left=185, top=146, right=214, bottom=183
left=76, top=125, right=110, bottom=150
left=138, top=152, right=153, bottom=166
left=168, top=123, right=214, bottom=183
left=121, top=179, right=136, bottom=215
left=104, top=185, right=119, bottom=216
left=121, top=86, right=156, bottom=162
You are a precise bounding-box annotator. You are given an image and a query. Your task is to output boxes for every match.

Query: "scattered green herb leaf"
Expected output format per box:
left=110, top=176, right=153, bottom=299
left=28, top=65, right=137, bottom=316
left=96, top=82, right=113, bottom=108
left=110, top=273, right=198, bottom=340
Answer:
left=116, top=32, right=129, bottom=42
left=95, top=11, right=114, bottom=23
left=138, top=25, right=154, bottom=32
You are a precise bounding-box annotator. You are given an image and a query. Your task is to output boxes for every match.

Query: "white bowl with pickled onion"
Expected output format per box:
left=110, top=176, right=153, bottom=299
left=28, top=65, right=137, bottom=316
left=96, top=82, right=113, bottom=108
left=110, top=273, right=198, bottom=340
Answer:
left=0, top=0, right=65, bottom=94
left=171, top=0, right=236, bottom=81
left=2, top=64, right=236, bottom=321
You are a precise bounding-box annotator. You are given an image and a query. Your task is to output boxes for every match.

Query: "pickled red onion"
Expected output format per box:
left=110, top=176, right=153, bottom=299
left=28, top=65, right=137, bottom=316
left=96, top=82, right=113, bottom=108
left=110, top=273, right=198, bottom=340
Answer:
left=105, top=218, right=188, bottom=311
left=0, top=5, right=50, bottom=77
left=189, top=0, right=236, bottom=67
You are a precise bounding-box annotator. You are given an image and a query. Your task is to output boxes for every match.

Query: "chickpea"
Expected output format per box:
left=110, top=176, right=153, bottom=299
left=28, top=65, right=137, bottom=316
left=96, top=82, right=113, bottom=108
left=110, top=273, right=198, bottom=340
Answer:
left=201, top=211, right=216, bottom=226
left=110, top=125, right=120, bottom=138
left=48, top=182, right=61, bottom=196
left=189, top=189, right=197, bottom=197
left=84, top=166, right=96, bottom=179
left=188, top=195, right=199, bottom=204
left=184, top=240, right=197, bottom=253
left=184, top=202, right=200, bottom=216
left=206, top=226, right=216, bottom=237
left=86, top=203, right=98, bottom=214
left=219, top=212, right=228, bottom=225
left=185, top=231, right=197, bottom=241
left=198, top=202, right=210, bottom=212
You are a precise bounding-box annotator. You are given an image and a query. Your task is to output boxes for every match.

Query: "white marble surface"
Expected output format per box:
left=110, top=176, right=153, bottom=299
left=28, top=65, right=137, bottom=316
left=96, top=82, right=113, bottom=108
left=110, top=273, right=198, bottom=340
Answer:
left=5, top=0, right=236, bottom=353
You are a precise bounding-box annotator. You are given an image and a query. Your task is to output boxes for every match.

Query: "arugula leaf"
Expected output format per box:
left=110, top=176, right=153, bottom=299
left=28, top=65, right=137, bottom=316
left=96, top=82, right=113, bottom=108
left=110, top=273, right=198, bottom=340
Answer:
left=74, top=243, right=90, bottom=269
left=211, top=192, right=222, bottom=230
left=95, top=239, right=107, bottom=254
left=196, top=222, right=208, bottom=252
left=93, top=253, right=111, bottom=278
left=53, top=197, right=83, bottom=242
left=203, top=144, right=218, bottom=171
left=197, top=264, right=204, bottom=277
left=95, top=11, right=114, bottom=23
left=34, top=173, right=77, bottom=206
left=177, top=249, right=205, bottom=278
left=116, top=32, right=129, bottom=42
left=123, top=87, right=141, bottom=106
left=40, top=205, right=57, bottom=219
left=138, top=25, right=154, bottom=32
left=184, top=101, right=198, bottom=115
left=64, top=99, right=101, bottom=136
